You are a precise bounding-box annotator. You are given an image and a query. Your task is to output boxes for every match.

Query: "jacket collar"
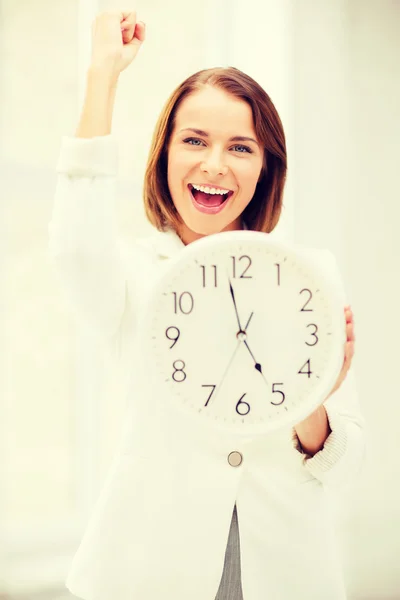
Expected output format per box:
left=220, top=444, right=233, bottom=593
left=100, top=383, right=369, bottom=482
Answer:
left=144, top=222, right=249, bottom=259
left=140, top=227, right=185, bottom=259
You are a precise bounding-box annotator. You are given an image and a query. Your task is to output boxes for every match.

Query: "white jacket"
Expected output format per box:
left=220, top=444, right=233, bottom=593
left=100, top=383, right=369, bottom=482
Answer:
left=48, top=135, right=366, bottom=600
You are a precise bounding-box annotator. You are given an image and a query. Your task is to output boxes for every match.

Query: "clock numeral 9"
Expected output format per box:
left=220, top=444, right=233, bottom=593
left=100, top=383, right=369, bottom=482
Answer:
left=200, top=265, right=218, bottom=287
left=172, top=360, right=186, bottom=382
left=172, top=291, right=194, bottom=314
left=305, top=324, right=318, bottom=346
left=165, top=326, right=180, bottom=349
left=300, top=288, right=313, bottom=312
left=231, top=255, right=252, bottom=279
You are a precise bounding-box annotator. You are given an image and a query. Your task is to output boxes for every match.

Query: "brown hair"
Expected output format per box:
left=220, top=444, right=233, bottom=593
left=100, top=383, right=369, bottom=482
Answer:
left=143, top=66, right=287, bottom=233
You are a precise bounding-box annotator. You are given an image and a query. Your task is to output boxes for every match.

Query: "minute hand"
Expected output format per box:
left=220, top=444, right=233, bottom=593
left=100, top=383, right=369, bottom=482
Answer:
left=229, top=280, right=243, bottom=331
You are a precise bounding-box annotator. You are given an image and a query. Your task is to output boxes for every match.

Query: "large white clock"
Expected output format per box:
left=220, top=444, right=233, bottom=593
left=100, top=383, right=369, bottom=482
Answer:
left=138, top=230, right=346, bottom=437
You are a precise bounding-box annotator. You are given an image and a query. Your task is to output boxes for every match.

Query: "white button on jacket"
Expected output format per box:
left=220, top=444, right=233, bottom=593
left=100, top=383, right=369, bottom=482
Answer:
left=48, top=134, right=367, bottom=600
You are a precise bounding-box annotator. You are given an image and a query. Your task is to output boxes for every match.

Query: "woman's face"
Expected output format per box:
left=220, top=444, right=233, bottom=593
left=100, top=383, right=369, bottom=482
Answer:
left=167, top=86, right=264, bottom=244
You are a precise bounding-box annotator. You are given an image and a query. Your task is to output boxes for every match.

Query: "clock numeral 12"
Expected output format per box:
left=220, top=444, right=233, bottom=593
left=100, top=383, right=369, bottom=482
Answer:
left=231, top=255, right=252, bottom=279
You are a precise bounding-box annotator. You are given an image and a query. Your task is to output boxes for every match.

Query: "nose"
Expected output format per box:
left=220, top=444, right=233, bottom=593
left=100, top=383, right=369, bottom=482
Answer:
left=200, top=149, right=229, bottom=177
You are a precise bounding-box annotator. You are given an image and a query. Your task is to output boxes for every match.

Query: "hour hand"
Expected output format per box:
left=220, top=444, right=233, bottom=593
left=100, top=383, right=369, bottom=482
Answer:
left=242, top=336, right=268, bottom=386
left=243, top=340, right=263, bottom=374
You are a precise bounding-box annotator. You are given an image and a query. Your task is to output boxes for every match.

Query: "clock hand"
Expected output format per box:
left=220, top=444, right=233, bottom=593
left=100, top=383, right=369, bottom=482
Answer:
left=227, top=277, right=267, bottom=382
left=243, top=339, right=262, bottom=373
left=210, top=311, right=255, bottom=406
left=210, top=341, right=242, bottom=406
left=244, top=312, right=253, bottom=331
left=242, top=339, right=269, bottom=386
left=228, top=279, right=243, bottom=332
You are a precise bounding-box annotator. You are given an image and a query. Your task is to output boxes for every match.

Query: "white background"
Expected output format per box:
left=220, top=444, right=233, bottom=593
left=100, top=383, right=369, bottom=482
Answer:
left=0, top=0, right=399, bottom=598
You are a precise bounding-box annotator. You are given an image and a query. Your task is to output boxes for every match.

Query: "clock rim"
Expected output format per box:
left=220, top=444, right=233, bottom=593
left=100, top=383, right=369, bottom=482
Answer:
left=137, top=231, right=346, bottom=436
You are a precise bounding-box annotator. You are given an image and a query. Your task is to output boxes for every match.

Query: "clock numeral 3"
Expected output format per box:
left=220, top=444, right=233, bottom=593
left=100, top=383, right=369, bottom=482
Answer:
left=200, top=265, right=218, bottom=287
left=172, top=292, right=194, bottom=314
left=305, top=324, right=319, bottom=346
left=202, top=384, right=216, bottom=406
left=298, top=359, right=312, bottom=378
left=231, top=255, right=252, bottom=279
left=236, top=393, right=251, bottom=416
left=299, top=288, right=313, bottom=312
left=172, top=360, right=186, bottom=382
left=165, top=326, right=180, bottom=349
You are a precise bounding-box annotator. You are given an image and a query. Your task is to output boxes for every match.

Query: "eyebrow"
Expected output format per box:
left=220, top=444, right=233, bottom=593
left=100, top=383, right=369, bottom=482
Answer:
left=178, top=128, right=259, bottom=147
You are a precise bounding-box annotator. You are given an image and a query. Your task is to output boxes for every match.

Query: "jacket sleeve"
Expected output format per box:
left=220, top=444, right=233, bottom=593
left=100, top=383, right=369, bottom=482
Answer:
left=291, top=250, right=367, bottom=489
left=48, top=135, right=133, bottom=356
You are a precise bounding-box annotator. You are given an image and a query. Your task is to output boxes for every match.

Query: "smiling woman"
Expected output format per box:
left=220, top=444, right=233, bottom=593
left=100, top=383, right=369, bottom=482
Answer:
left=49, top=27, right=367, bottom=595
left=143, top=66, right=287, bottom=244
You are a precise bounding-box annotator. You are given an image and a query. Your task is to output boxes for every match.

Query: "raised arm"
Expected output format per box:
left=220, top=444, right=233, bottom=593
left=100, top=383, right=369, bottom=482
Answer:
left=48, top=11, right=146, bottom=352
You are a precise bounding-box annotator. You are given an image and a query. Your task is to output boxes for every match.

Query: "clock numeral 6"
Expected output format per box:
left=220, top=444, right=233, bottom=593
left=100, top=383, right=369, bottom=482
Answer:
left=300, top=288, right=313, bottom=312
left=236, top=393, right=251, bottom=416
left=165, top=326, right=180, bottom=349
left=305, top=324, right=319, bottom=346
left=172, top=360, right=186, bottom=382
left=172, top=292, right=194, bottom=314
left=298, top=359, right=312, bottom=378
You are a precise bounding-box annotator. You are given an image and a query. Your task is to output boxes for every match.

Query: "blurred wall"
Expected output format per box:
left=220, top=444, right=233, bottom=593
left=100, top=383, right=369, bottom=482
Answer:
left=0, top=0, right=399, bottom=598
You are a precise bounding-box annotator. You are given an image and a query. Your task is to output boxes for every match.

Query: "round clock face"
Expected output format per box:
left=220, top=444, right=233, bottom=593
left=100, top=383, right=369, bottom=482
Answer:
left=140, top=231, right=345, bottom=436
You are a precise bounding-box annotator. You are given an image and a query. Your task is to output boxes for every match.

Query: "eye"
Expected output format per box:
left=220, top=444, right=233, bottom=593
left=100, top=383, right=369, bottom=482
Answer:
left=183, top=138, right=253, bottom=154
left=232, top=144, right=252, bottom=154
left=183, top=137, right=204, bottom=146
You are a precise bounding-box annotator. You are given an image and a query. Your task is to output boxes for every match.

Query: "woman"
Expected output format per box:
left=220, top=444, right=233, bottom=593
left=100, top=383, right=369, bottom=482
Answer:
left=49, top=10, right=364, bottom=600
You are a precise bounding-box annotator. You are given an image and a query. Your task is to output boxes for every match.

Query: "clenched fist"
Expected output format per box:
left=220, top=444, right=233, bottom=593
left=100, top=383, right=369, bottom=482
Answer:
left=90, top=10, right=146, bottom=77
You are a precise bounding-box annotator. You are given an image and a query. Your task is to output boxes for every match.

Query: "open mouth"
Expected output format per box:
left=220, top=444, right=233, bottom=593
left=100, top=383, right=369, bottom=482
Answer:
left=188, top=184, right=234, bottom=214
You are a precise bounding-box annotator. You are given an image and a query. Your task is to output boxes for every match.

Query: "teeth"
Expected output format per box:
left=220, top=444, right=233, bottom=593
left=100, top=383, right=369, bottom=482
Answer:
left=191, top=183, right=230, bottom=195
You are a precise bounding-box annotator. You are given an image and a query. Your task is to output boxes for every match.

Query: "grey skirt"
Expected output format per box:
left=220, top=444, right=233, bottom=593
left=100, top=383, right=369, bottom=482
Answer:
left=215, top=503, right=243, bottom=600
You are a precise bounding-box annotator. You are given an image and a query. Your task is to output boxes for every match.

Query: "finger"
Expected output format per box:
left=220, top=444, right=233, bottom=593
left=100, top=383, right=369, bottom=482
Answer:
left=346, top=322, right=355, bottom=341
left=346, top=340, right=355, bottom=361
left=120, top=10, right=137, bottom=25
left=133, top=21, right=146, bottom=41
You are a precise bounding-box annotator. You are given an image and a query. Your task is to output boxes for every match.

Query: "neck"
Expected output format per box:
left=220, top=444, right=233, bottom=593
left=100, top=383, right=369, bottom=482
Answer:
left=177, top=217, right=244, bottom=245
